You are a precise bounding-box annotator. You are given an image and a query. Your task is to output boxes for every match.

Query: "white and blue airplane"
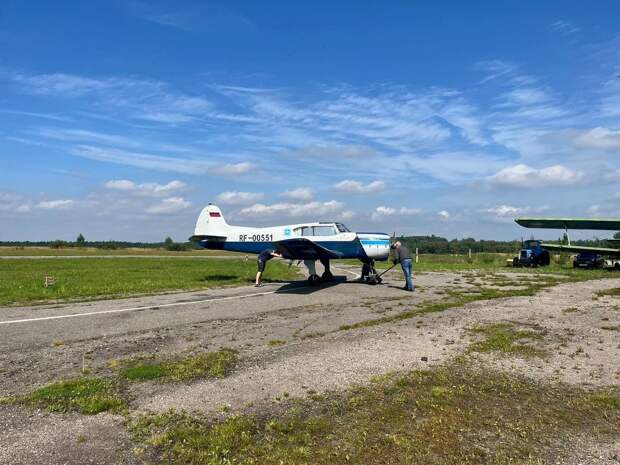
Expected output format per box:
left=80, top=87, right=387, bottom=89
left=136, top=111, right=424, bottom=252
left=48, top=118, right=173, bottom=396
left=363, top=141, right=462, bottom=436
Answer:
left=190, top=204, right=391, bottom=284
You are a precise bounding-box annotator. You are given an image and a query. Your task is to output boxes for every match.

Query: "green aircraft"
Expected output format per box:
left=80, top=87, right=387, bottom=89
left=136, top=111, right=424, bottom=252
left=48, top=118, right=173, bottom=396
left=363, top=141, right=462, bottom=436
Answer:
left=514, top=218, right=620, bottom=257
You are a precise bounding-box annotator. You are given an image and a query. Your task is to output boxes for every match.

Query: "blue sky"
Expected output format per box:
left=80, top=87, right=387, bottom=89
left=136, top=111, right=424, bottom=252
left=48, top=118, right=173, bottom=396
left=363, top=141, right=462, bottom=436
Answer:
left=1, top=0, right=619, bottom=241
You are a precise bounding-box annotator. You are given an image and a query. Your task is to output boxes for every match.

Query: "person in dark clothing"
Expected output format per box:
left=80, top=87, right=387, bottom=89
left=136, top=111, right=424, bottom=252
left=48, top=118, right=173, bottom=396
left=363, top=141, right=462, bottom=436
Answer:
left=255, top=249, right=282, bottom=286
left=391, top=241, right=413, bottom=291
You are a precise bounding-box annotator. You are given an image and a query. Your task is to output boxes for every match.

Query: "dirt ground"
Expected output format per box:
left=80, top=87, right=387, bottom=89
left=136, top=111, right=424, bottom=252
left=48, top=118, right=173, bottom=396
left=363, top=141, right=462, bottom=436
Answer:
left=1, top=268, right=619, bottom=465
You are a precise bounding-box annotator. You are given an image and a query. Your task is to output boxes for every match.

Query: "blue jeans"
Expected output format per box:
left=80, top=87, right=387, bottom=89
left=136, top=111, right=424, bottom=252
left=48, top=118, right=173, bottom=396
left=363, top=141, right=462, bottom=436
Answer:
left=401, top=259, right=413, bottom=290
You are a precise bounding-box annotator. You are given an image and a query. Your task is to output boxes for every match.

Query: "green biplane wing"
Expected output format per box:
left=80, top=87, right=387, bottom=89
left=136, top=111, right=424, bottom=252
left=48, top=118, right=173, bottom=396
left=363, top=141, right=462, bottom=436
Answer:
left=541, top=243, right=620, bottom=256
left=515, top=218, right=620, bottom=231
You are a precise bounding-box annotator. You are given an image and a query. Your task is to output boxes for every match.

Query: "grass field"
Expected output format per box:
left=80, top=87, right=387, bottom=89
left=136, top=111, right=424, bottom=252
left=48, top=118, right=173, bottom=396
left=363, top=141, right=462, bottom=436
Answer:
left=0, top=258, right=299, bottom=306
left=0, top=246, right=239, bottom=256
left=130, top=362, right=620, bottom=465
left=1, top=250, right=615, bottom=307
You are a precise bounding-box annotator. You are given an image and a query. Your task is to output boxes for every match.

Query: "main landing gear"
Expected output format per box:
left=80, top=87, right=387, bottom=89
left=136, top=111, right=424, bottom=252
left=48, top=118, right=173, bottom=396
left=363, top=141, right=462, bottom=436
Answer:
left=304, top=259, right=334, bottom=286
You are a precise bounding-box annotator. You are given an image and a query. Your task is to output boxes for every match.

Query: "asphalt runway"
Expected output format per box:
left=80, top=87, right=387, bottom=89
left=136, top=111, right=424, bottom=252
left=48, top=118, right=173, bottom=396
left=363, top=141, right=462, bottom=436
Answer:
left=0, top=265, right=406, bottom=355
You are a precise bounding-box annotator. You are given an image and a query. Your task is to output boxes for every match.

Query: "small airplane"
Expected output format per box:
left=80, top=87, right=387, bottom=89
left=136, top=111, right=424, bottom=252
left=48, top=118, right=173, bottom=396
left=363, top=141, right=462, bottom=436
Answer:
left=190, top=204, right=391, bottom=284
left=515, top=217, right=620, bottom=258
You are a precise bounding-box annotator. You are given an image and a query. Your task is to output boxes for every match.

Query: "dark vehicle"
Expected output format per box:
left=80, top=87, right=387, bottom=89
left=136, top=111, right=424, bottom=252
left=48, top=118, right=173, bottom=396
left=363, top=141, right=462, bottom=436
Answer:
left=572, top=252, right=605, bottom=269
left=512, top=239, right=550, bottom=267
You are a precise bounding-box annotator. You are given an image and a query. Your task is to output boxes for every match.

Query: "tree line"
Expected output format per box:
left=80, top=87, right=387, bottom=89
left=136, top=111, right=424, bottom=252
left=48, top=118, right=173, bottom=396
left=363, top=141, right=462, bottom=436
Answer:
left=396, top=235, right=616, bottom=254
left=1, top=233, right=617, bottom=254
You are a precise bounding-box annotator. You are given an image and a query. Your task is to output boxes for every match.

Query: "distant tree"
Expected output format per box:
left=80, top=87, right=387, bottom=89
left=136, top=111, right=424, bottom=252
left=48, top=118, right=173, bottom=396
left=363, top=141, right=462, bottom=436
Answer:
left=76, top=233, right=85, bottom=247
left=614, top=232, right=620, bottom=239
left=164, top=236, right=188, bottom=251
left=50, top=240, right=68, bottom=249
left=561, top=232, right=569, bottom=245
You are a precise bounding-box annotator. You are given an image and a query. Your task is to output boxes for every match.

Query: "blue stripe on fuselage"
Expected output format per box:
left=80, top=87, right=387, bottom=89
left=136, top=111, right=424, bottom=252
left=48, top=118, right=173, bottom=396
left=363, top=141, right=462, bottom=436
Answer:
left=199, top=240, right=368, bottom=259
left=360, top=240, right=390, bottom=245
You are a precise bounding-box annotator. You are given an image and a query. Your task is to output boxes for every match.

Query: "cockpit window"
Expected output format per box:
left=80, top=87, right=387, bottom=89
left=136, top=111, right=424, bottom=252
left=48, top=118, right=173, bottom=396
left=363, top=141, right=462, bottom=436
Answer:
left=336, top=223, right=350, bottom=233
left=313, top=226, right=336, bottom=236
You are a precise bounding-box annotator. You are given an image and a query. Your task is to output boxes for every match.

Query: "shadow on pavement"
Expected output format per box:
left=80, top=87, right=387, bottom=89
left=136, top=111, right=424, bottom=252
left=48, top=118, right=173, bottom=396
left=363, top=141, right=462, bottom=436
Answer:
left=275, top=276, right=348, bottom=295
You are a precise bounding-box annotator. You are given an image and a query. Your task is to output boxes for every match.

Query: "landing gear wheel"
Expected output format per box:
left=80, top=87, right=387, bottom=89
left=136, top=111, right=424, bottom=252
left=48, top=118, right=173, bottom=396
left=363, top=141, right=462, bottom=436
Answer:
left=308, top=274, right=321, bottom=286
left=321, top=270, right=333, bottom=281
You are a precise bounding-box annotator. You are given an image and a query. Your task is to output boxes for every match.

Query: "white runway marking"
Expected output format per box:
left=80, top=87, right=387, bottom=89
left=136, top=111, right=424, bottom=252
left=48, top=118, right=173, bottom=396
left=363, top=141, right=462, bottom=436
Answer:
left=0, top=290, right=277, bottom=326
left=332, top=265, right=361, bottom=280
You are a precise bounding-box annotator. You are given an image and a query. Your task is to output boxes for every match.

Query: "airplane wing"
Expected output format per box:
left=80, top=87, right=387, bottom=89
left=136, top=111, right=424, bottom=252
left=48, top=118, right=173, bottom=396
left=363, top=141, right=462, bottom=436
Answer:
left=273, top=238, right=344, bottom=260
left=541, top=243, right=620, bottom=256
left=515, top=218, right=620, bottom=230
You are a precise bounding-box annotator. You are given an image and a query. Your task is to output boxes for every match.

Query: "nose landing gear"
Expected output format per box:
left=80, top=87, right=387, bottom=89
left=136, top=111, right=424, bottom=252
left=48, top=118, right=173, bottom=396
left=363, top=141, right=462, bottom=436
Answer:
left=361, top=259, right=382, bottom=285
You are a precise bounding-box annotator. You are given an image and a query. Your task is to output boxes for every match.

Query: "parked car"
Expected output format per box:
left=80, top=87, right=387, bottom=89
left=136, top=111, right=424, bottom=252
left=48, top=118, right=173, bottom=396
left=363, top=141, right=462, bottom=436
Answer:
left=572, top=252, right=605, bottom=269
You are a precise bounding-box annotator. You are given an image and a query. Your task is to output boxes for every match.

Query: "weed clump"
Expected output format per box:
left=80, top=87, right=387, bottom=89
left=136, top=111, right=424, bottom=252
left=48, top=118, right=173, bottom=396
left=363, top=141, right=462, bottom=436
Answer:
left=121, top=348, right=237, bottom=382
left=13, top=378, right=125, bottom=414
left=468, top=323, right=546, bottom=357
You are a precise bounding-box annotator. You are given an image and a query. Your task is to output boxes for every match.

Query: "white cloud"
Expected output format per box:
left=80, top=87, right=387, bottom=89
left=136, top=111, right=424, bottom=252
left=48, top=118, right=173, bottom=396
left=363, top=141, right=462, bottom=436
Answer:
left=483, top=205, right=527, bottom=217
left=215, top=191, right=264, bottom=205
left=280, top=187, right=313, bottom=201
left=104, top=179, right=186, bottom=197
left=438, top=210, right=450, bottom=219
left=573, top=127, right=620, bottom=150
left=0, top=194, right=31, bottom=213
left=371, top=206, right=395, bottom=221
left=239, top=200, right=344, bottom=218
left=210, top=162, right=254, bottom=175
left=36, top=200, right=75, bottom=210
left=145, top=197, right=191, bottom=214
left=499, top=88, right=551, bottom=106
left=333, top=179, right=385, bottom=194
left=486, top=164, right=584, bottom=188
left=371, top=205, right=421, bottom=220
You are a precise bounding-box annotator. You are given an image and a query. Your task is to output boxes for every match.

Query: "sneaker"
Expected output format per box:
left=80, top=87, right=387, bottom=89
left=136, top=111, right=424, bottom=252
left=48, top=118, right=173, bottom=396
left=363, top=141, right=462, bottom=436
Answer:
left=254, top=283, right=264, bottom=287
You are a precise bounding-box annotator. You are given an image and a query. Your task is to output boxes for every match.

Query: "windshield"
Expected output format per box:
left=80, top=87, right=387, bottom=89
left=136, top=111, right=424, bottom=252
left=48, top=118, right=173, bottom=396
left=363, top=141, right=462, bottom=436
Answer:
left=336, top=223, right=350, bottom=233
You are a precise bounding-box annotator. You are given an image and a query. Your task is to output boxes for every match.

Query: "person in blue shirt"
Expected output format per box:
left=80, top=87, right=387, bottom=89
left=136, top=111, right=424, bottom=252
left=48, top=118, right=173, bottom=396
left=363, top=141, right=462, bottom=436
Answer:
left=255, top=249, right=282, bottom=287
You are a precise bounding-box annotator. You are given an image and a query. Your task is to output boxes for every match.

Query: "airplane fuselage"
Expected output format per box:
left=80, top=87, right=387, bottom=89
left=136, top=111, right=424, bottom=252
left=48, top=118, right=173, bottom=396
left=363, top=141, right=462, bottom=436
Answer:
left=192, top=205, right=390, bottom=261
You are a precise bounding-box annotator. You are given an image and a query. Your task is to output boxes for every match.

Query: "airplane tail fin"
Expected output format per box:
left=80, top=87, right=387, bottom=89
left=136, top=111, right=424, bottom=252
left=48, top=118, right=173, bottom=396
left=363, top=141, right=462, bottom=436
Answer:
left=193, top=204, right=230, bottom=239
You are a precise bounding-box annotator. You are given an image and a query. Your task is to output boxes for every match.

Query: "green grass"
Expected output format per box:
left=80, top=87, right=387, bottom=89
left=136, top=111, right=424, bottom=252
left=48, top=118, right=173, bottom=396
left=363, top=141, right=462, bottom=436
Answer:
left=0, top=258, right=299, bottom=306
left=130, top=363, right=620, bottom=465
left=596, top=287, right=620, bottom=297
left=11, top=378, right=126, bottom=414
left=468, top=323, right=546, bottom=357
left=121, top=348, right=237, bottom=382
left=0, top=246, right=239, bottom=256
